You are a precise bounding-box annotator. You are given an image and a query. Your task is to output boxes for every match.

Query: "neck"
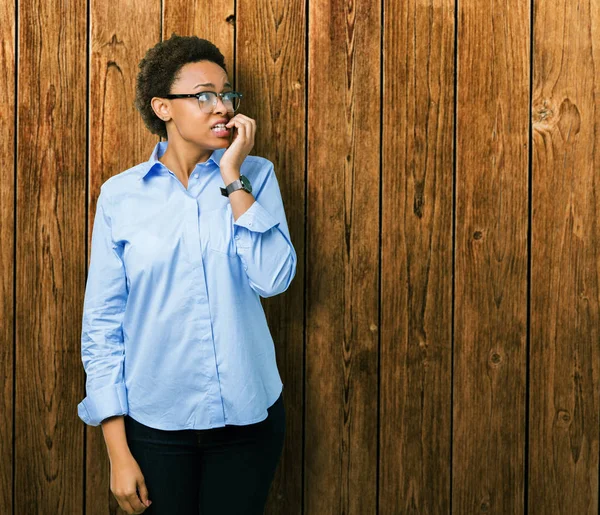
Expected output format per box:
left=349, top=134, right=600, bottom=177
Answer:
left=158, top=139, right=214, bottom=178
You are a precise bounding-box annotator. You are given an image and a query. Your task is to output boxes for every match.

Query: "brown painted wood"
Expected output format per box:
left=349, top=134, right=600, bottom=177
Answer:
left=15, top=0, right=87, bottom=512
left=380, top=0, right=455, bottom=512
left=453, top=0, right=530, bottom=513
left=529, top=0, right=600, bottom=512
left=6, top=0, right=600, bottom=512
left=163, top=1, right=307, bottom=512
left=0, top=0, right=15, bottom=513
left=163, top=0, right=234, bottom=68
left=86, top=1, right=161, bottom=513
left=306, top=0, right=380, bottom=513
left=234, top=1, right=306, bottom=512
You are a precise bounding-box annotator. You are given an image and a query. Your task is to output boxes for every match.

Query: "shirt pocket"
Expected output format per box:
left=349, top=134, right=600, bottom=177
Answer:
left=206, top=206, right=236, bottom=257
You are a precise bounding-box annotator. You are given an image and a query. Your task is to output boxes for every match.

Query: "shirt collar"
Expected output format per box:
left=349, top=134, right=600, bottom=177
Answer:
left=138, top=141, right=226, bottom=181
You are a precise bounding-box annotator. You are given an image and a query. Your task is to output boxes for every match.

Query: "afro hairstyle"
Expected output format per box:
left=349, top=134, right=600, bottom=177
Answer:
left=134, top=33, right=228, bottom=139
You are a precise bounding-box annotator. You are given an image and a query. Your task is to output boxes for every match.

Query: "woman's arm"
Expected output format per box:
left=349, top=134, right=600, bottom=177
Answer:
left=102, top=416, right=152, bottom=513
left=77, top=187, right=129, bottom=426
left=101, top=416, right=131, bottom=463
left=230, top=162, right=297, bottom=297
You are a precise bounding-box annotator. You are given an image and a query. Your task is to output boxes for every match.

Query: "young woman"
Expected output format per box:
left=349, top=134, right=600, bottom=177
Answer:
left=77, top=34, right=296, bottom=514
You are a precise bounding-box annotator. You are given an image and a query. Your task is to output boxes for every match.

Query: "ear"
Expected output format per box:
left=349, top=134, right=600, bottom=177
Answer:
left=151, top=97, right=172, bottom=122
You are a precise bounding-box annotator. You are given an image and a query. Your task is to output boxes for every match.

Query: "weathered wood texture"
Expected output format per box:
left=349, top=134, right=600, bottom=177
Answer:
left=85, top=2, right=162, bottom=514
left=2, top=0, right=598, bottom=513
left=381, top=0, right=455, bottom=512
left=306, top=0, right=380, bottom=513
left=15, top=0, right=87, bottom=513
left=528, top=0, right=600, bottom=513
left=453, top=0, right=531, bottom=511
left=0, top=0, right=15, bottom=513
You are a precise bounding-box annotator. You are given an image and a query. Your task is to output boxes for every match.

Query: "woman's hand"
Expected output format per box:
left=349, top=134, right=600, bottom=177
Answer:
left=109, top=453, right=152, bottom=514
left=220, top=113, right=256, bottom=172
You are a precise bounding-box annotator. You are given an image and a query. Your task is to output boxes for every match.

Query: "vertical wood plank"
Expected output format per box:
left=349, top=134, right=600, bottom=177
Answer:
left=529, top=0, right=600, bottom=511
left=15, top=0, right=86, bottom=512
left=380, top=0, right=455, bottom=512
left=163, top=0, right=234, bottom=68
left=306, top=0, right=380, bottom=513
left=86, top=1, right=161, bottom=513
left=235, top=0, right=306, bottom=512
left=0, top=0, right=15, bottom=512
left=163, top=1, right=306, bottom=510
left=453, top=0, right=530, bottom=512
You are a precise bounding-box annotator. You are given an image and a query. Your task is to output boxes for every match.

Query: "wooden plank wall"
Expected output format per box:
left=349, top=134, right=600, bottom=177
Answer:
left=1, top=0, right=15, bottom=513
left=529, top=0, right=599, bottom=513
left=2, top=0, right=598, bottom=513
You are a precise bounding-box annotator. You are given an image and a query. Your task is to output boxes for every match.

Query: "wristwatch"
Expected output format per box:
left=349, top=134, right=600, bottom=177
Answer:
left=220, top=174, right=253, bottom=197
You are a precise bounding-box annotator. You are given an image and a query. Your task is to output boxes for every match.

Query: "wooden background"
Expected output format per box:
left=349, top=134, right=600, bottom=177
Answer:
left=1, top=0, right=598, bottom=513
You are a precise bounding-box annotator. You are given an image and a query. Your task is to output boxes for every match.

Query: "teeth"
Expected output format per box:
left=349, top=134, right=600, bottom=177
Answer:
left=212, top=123, right=227, bottom=129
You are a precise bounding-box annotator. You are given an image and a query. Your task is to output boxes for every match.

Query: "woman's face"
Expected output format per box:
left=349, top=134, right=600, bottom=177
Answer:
left=153, top=60, right=233, bottom=147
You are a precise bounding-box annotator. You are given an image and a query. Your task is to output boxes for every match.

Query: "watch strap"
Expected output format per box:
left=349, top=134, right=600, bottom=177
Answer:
left=220, top=175, right=252, bottom=196
left=221, top=179, right=241, bottom=196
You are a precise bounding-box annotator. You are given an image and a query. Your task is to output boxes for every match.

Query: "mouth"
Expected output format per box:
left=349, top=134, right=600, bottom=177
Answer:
left=210, top=119, right=230, bottom=138
left=210, top=124, right=231, bottom=137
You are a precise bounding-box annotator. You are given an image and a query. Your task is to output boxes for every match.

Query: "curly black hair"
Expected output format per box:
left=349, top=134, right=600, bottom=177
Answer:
left=134, top=33, right=228, bottom=139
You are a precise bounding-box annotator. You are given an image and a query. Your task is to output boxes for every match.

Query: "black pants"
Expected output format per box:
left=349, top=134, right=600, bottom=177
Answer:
left=124, top=391, right=285, bottom=515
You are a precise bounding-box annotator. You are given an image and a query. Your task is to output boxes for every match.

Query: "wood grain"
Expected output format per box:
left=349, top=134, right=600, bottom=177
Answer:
left=235, top=0, right=306, bottom=512
left=163, top=0, right=234, bottom=72
left=529, top=0, right=600, bottom=512
left=306, top=0, right=380, bottom=513
left=86, top=1, right=161, bottom=513
left=0, top=0, right=15, bottom=512
left=380, top=0, right=455, bottom=512
left=15, top=0, right=86, bottom=512
left=162, top=1, right=306, bottom=511
left=4, top=0, right=599, bottom=512
left=453, top=0, right=530, bottom=512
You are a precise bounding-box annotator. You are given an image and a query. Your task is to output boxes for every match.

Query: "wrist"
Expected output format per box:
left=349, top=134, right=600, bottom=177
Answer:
left=221, top=168, right=240, bottom=184
left=101, top=415, right=132, bottom=464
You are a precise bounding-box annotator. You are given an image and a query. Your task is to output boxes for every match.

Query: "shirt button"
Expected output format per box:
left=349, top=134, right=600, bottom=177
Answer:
left=248, top=221, right=253, bottom=226
left=235, top=235, right=240, bottom=240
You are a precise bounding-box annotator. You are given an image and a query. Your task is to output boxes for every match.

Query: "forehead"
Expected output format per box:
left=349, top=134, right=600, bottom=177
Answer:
left=174, top=61, right=230, bottom=89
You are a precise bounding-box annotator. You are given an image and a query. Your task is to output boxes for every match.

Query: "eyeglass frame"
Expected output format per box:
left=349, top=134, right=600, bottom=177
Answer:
left=163, top=91, right=243, bottom=113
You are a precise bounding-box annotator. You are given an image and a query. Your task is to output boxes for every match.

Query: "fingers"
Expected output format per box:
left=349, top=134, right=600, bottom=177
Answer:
left=126, top=489, right=149, bottom=513
left=138, top=478, right=152, bottom=509
left=226, top=114, right=255, bottom=145
left=114, top=487, right=149, bottom=514
left=117, top=498, right=136, bottom=514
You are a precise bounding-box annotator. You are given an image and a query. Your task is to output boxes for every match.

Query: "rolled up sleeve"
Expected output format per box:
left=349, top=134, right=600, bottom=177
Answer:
left=232, top=164, right=297, bottom=298
left=77, top=187, right=129, bottom=426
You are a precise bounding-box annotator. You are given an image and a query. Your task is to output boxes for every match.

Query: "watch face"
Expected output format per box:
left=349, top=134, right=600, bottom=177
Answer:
left=240, top=174, right=252, bottom=193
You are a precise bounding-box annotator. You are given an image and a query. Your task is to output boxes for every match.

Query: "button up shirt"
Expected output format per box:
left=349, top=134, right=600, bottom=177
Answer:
left=77, top=141, right=296, bottom=429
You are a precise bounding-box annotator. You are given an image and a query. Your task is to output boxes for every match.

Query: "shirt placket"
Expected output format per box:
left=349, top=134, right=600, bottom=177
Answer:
left=171, top=172, right=226, bottom=427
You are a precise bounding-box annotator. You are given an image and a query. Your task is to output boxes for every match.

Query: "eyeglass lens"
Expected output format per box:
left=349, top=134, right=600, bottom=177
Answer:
left=199, top=92, right=241, bottom=113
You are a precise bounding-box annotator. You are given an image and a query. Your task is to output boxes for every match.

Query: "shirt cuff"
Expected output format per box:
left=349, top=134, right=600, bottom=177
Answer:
left=77, top=382, right=128, bottom=426
left=233, top=200, right=280, bottom=248
left=233, top=200, right=280, bottom=233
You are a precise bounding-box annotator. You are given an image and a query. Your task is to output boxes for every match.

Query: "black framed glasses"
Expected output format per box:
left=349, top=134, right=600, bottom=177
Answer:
left=164, top=91, right=243, bottom=114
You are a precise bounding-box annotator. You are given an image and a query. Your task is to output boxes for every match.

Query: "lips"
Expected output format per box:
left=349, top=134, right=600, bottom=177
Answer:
left=211, top=118, right=229, bottom=128
left=211, top=124, right=231, bottom=138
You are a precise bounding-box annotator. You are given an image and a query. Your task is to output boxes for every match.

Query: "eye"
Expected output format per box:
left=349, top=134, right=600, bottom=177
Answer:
left=197, top=92, right=214, bottom=102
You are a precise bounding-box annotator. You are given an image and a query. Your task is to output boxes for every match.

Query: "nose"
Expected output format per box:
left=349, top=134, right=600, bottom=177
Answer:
left=213, top=95, right=229, bottom=115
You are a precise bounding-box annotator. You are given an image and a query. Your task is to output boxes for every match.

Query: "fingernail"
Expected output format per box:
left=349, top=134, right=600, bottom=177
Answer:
left=146, top=500, right=152, bottom=506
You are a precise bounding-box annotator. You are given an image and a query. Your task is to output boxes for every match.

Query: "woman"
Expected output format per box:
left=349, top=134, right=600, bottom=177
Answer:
left=77, top=33, right=296, bottom=514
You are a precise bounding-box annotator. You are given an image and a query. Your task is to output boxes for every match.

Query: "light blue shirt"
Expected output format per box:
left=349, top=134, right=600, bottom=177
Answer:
left=77, top=141, right=296, bottom=429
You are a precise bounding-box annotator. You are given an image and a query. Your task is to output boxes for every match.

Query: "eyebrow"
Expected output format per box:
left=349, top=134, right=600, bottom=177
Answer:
left=193, top=82, right=232, bottom=89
